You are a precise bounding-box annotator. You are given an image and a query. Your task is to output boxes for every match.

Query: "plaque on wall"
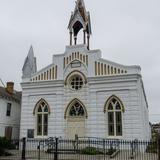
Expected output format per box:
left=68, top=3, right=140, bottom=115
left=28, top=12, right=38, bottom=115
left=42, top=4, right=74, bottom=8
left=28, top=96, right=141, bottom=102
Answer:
left=71, top=61, right=81, bottom=68
left=27, top=129, right=34, bottom=138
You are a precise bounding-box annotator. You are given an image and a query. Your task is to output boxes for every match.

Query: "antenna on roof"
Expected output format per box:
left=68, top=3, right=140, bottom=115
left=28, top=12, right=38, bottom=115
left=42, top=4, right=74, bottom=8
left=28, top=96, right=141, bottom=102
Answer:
left=0, top=78, right=5, bottom=87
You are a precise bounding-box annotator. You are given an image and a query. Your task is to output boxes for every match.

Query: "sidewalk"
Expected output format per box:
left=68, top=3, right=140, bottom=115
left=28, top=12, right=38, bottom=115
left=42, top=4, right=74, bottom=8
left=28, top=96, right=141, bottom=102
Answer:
left=0, top=150, right=158, bottom=160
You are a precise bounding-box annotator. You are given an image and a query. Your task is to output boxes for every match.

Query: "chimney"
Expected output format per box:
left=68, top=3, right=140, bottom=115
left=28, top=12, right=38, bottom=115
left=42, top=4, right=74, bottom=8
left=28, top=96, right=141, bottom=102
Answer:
left=6, top=82, right=14, bottom=94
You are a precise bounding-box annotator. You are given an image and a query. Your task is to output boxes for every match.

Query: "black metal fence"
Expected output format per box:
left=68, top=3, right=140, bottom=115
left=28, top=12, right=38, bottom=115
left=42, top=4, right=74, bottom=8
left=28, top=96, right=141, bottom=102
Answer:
left=0, top=137, right=159, bottom=160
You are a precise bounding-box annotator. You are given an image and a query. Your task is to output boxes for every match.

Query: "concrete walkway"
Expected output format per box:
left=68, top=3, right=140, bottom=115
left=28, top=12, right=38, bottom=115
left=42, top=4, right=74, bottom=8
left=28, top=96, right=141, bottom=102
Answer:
left=0, top=150, right=158, bottom=160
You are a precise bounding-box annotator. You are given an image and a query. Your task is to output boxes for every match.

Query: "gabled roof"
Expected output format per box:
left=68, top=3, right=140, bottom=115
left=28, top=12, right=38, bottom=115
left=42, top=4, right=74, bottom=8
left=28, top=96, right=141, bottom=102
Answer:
left=0, top=86, right=21, bottom=103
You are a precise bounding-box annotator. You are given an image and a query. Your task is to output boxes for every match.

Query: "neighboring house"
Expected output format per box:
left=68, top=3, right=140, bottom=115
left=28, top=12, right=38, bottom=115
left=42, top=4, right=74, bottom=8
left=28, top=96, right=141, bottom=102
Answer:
left=20, top=0, right=151, bottom=140
left=0, top=82, right=21, bottom=139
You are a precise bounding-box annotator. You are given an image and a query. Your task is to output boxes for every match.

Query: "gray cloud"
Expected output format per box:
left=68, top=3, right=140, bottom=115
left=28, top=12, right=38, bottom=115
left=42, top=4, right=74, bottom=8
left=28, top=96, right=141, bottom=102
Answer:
left=0, top=0, right=159, bottom=123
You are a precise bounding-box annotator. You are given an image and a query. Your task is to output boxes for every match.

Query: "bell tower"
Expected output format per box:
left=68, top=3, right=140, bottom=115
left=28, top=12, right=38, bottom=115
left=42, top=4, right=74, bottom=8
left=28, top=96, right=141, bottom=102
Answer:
left=68, top=0, right=92, bottom=50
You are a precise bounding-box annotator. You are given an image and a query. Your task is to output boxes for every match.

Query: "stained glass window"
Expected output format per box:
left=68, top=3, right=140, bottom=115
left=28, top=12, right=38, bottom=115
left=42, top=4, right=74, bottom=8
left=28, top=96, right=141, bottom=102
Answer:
left=69, top=102, right=85, bottom=117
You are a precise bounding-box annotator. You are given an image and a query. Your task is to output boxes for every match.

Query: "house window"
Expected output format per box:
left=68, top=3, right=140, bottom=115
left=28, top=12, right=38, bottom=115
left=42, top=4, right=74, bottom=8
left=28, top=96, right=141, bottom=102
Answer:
left=6, top=103, right=12, bottom=117
left=107, top=97, right=123, bottom=136
left=36, top=101, right=49, bottom=136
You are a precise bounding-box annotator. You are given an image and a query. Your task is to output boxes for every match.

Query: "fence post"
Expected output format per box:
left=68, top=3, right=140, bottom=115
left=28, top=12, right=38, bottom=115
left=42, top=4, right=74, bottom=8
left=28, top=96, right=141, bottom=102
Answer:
left=37, top=143, right=40, bottom=160
left=54, top=138, right=58, bottom=160
left=21, top=137, right=26, bottom=160
left=103, top=139, right=106, bottom=160
left=131, top=141, right=133, bottom=158
left=75, top=134, right=78, bottom=153
left=75, top=134, right=78, bottom=141
left=158, top=134, right=160, bottom=160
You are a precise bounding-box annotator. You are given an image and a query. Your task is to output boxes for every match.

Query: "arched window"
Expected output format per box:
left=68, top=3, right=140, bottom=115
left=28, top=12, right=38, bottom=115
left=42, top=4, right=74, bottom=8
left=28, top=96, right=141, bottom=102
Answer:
left=69, top=102, right=85, bottom=117
left=69, top=75, right=84, bottom=90
left=105, top=96, right=124, bottom=136
left=35, top=100, right=49, bottom=136
left=64, top=98, right=88, bottom=119
left=64, top=70, right=87, bottom=91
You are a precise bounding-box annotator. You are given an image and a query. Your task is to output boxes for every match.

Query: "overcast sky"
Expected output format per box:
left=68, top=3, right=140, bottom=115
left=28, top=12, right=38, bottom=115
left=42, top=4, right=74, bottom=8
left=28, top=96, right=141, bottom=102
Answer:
left=0, top=0, right=160, bottom=123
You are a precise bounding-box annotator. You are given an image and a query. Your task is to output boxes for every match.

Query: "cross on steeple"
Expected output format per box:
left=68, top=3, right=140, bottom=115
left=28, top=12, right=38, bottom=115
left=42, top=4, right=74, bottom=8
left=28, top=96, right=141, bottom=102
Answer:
left=68, top=0, right=92, bottom=50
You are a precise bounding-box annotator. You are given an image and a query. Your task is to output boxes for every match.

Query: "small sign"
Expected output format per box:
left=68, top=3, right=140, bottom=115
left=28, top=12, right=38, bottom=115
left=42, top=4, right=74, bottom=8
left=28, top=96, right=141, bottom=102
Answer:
left=71, top=61, right=81, bottom=68
left=27, top=129, right=34, bottom=138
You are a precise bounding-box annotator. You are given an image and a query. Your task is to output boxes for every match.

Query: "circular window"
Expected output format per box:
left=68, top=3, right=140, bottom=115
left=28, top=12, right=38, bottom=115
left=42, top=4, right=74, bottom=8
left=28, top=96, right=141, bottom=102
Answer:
left=69, top=75, right=84, bottom=90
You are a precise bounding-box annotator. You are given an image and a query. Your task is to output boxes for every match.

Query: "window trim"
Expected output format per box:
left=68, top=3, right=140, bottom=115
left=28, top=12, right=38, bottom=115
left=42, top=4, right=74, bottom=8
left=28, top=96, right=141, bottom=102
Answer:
left=64, top=70, right=87, bottom=86
left=34, top=100, right=49, bottom=138
left=104, top=95, right=125, bottom=113
left=64, top=98, right=88, bottom=119
left=69, top=101, right=85, bottom=117
left=33, top=99, right=51, bottom=115
left=104, top=95, right=124, bottom=137
left=69, top=74, right=84, bottom=91
left=108, top=110, right=123, bottom=137
left=37, top=112, right=48, bottom=136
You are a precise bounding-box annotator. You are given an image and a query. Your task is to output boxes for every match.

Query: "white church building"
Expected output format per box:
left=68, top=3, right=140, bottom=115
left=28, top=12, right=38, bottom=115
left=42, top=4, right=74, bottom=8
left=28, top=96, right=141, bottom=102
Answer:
left=20, top=0, right=151, bottom=140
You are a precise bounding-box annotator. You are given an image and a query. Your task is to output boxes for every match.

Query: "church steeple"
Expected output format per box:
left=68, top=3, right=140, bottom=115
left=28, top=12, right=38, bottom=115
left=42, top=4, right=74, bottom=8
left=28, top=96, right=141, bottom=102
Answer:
left=22, top=46, right=37, bottom=79
left=68, top=0, right=92, bottom=50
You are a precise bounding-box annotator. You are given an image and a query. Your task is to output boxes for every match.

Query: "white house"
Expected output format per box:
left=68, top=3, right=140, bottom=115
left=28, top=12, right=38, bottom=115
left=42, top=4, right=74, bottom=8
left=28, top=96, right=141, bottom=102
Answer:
left=0, top=82, right=21, bottom=139
left=20, top=0, right=151, bottom=140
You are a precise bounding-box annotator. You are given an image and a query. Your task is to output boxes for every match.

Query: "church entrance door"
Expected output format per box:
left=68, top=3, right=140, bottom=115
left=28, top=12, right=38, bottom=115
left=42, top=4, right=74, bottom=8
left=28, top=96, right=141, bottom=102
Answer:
left=67, top=118, right=85, bottom=139
left=65, top=99, right=87, bottom=139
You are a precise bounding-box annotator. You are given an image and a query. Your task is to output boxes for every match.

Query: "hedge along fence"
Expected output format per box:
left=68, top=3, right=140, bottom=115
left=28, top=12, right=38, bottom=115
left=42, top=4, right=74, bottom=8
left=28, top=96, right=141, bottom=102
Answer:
left=0, top=137, right=17, bottom=156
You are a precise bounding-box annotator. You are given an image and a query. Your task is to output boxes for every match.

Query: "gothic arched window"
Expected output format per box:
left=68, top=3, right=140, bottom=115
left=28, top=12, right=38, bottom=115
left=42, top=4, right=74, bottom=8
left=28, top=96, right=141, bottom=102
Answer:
left=105, top=96, right=124, bottom=136
left=69, top=102, right=85, bottom=117
left=64, top=98, right=88, bottom=119
left=35, top=100, right=49, bottom=136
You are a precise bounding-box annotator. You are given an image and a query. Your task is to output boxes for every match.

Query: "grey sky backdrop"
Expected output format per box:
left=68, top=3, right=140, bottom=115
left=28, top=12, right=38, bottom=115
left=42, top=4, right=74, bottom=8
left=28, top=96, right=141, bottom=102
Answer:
left=0, top=0, right=160, bottom=123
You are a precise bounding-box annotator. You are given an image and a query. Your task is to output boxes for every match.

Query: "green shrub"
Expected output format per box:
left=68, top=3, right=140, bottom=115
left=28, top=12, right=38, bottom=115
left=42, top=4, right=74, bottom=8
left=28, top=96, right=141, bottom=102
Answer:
left=81, top=147, right=99, bottom=155
left=80, top=146, right=116, bottom=155
left=0, top=148, right=5, bottom=156
left=0, top=137, right=14, bottom=156
left=146, top=130, right=158, bottom=153
left=146, top=143, right=157, bottom=153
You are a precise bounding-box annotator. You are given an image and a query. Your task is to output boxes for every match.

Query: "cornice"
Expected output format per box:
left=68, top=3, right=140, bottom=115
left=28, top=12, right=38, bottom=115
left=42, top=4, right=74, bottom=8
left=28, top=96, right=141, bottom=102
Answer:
left=88, top=74, right=141, bottom=83
left=21, top=80, right=64, bottom=89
